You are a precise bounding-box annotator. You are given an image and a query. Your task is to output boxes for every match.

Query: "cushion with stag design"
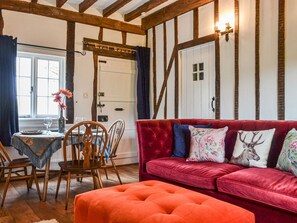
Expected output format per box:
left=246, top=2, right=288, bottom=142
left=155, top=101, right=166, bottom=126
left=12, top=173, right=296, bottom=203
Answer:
left=230, top=129, right=275, bottom=168
left=276, top=128, right=297, bottom=177
left=187, top=126, right=228, bottom=163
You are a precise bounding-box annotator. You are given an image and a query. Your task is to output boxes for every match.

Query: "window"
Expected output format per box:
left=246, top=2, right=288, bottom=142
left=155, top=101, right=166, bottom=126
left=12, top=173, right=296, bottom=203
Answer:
left=16, top=52, right=65, bottom=118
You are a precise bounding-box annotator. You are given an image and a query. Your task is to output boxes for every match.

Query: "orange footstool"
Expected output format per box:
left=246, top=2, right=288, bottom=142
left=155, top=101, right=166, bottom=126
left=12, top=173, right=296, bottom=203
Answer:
left=74, top=180, right=255, bottom=223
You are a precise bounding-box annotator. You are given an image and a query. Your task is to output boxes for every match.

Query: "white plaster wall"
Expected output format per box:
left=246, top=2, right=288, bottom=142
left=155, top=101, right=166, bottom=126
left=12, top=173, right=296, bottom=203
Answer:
left=285, top=0, right=297, bottom=120
left=259, top=0, right=278, bottom=120
left=219, top=0, right=235, bottom=119
left=147, top=28, right=154, bottom=118
left=166, top=19, right=176, bottom=119
left=178, top=11, right=193, bottom=43
left=155, top=24, right=165, bottom=119
left=238, top=0, right=256, bottom=120
left=74, top=24, right=99, bottom=120
left=199, top=2, right=214, bottom=37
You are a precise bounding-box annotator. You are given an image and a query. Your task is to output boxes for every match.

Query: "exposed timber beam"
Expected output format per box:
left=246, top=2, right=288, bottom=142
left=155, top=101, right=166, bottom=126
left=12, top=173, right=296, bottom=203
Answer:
left=0, top=0, right=145, bottom=35
left=66, top=21, right=75, bottom=124
left=103, top=0, right=132, bottom=17
left=124, top=0, right=168, bottom=22
left=0, top=10, right=3, bottom=35
left=142, top=0, right=213, bottom=30
left=56, top=0, right=67, bottom=8
left=79, top=0, right=97, bottom=13
left=31, top=0, right=38, bottom=3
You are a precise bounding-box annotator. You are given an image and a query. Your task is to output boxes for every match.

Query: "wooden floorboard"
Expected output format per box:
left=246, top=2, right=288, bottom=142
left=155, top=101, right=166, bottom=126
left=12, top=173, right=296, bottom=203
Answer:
left=0, top=164, right=139, bottom=223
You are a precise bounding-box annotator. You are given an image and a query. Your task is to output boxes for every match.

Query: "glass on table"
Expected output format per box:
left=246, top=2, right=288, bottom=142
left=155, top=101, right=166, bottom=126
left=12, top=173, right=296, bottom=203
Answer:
left=43, top=117, right=53, bottom=132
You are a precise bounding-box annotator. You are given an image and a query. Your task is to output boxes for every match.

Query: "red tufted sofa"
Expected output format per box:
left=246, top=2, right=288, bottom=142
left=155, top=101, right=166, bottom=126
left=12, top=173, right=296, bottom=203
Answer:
left=136, top=119, right=297, bottom=223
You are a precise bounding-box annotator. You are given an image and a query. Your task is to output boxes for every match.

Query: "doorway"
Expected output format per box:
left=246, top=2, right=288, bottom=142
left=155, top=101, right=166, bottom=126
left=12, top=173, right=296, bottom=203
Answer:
left=180, top=42, right=215, bottom=119
left=97, top=56, right=137, bottom=165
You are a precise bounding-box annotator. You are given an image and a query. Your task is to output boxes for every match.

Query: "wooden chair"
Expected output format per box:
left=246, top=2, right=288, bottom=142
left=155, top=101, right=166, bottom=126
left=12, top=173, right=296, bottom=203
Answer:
left=0, top=141, right=41, bottom=207
left=102, top=119, right=125, bottom=184
left=55, top=121, right=108, bottom=210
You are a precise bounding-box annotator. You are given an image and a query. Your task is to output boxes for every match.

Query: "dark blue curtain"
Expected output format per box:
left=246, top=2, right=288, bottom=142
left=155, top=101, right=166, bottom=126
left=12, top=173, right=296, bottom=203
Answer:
left=0, top=36, right=19, bottom=146
left=136, top=46, right=150, bottom=119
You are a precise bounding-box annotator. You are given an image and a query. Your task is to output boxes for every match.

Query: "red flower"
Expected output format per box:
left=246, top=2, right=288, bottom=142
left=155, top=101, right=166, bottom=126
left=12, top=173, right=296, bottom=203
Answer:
left=52, top=89, right=73, bottom=110
left=53, top=95, right=62, bottom=103
left=59, top=103, right=67, bottom=110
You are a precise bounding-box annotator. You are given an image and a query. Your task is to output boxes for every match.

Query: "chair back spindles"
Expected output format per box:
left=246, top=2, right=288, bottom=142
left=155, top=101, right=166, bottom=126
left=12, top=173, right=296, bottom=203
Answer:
left=62, top=121, right=108, bottom=169
left=108, top=120, right=125, bottom=157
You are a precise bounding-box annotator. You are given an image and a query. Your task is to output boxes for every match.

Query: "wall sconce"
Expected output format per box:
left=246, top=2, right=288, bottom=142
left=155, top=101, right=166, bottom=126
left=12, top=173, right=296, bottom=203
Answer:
left=215, top=22, right=233, bottom=42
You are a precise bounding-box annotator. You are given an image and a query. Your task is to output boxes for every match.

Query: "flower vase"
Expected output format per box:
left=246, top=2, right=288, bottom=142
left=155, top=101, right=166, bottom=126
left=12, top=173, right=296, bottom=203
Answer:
left=58, top=109, right=66, bottom=133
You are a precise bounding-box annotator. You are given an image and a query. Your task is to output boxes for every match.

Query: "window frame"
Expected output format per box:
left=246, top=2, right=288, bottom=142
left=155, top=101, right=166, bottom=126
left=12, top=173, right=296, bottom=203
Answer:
left=17, top=51, right=65, bottom=119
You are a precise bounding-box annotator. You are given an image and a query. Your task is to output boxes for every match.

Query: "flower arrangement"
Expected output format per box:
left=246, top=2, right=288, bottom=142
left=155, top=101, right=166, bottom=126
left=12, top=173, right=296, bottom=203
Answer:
left=52, top=89, right=73, bottom=110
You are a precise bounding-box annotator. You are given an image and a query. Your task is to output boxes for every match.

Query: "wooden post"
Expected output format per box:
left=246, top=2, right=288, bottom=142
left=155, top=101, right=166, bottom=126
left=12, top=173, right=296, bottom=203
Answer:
left=152, top=27, right=157, bottom=112
left=234, top=0, right=239, bottom=120
left=0, top=10, right=3, bottom=35
left=92, top=54, right=98, bottom=122
left=66, top=21, right=75, bottom=124
left=122, top=31, right=127, bottom=45
left=193, top=8, right=199, bottom=39
left=98, top=27, right=103, bottom=42
left=255, top=0, right=260, bottom=120
left=174, top=17, right=179, bottom=118
left=214, top=0, right=220, bottom=119
left=163, top=22, right=167, bottom=119
left=278, top=0, right=285, bottom=120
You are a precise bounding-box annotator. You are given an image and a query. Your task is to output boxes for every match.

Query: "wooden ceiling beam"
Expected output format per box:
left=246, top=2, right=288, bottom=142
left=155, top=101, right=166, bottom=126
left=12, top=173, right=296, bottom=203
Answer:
left=124, top=0, right=168, bottom=22
left=103, top=0, right=132, bottom=17
left=142, top=0, right=213, bottom=30
left=0, top=0, right=145, bottom=35
left=79, top=0, right=97, bottom=13
left=31, top=0, right=38, bottom=3
left=56, top=0, right=68, bottom=8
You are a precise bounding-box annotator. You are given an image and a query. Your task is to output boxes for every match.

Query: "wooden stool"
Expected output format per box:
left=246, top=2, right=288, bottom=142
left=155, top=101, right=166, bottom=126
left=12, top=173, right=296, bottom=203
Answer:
left=74, top=180, right=255, bottom=223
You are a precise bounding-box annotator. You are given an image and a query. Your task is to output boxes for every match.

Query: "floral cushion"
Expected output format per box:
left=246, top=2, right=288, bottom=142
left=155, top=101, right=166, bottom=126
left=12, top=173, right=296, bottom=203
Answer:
left=172, top=123, right=212, bottom=158
left=187, top=126, right=228, bottom=163
left=230, top=129, right=275, bottom=168
left=276, top=128, right=297, bottom=177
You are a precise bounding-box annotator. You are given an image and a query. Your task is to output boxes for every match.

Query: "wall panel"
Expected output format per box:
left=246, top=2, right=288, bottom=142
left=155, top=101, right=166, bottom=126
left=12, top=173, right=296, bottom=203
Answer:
left=155, top=24, right=165, bottom=119
left=147, top=28, right=154, bottom=118
left=199, top=2, right=214, bottom=37
left=219, top=0, right=235, bottom=119
left=285, top=0, right=297, bottom=120
left=166, top=19, right=176, bottom=119
left=259, top=0, right=278, bottom=120
left=238, top=0, right=256, bottom=119
left=178, top=11, right=193, bottom=43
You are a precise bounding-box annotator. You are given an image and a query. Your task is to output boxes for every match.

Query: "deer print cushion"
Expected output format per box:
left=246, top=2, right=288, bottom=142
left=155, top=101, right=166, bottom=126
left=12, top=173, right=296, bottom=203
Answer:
left=276, top=128, right=297, bottom=177
left=187, top=126, right=228, bottom=163
left=230, top=129, right=275, bottom=168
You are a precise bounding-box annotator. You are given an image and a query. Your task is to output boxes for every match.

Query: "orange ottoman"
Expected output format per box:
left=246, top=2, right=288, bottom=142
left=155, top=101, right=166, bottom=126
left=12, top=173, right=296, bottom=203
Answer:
left=74, top=180, right=255, bottom=223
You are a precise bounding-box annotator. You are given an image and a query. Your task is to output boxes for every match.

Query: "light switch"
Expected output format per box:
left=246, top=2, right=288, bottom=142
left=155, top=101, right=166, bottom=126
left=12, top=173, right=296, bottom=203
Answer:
left=83, top=93, right=88, bottom=98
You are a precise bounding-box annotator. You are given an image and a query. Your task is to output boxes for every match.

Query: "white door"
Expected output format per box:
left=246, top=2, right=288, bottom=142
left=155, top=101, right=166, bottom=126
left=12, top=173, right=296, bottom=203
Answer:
left=180, top=42, right=215, bottom=119
left=97, top=57, right=137, bottom=165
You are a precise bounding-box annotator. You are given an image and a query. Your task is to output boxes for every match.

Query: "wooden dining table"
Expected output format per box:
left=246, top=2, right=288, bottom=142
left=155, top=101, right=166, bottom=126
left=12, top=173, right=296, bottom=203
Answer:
left=11, top=131, right=64, bottom=202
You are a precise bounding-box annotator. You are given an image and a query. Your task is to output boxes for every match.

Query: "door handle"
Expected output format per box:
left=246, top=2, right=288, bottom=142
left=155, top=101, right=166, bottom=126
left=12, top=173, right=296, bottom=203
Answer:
left=115, top=108, right=124, bottom=111
left=211, top=97, right=215, bottom=112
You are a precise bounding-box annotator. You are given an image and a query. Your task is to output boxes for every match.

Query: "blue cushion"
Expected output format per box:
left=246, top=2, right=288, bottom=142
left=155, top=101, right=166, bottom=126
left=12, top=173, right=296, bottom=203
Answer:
left=172, top=123, right=212, bottom=158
